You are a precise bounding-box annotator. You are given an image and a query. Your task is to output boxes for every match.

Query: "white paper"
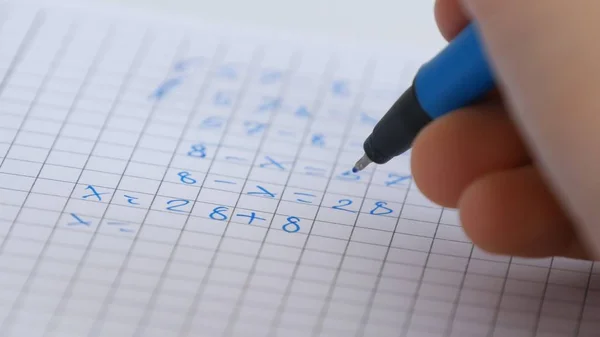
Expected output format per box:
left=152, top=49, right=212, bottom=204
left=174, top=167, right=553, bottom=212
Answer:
left=0, top=1, right=598, bottom=337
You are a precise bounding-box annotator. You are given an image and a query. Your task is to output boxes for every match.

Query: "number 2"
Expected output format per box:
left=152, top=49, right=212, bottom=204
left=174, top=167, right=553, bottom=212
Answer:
left=332, top=199, right=357, bottom=213
left=166, top=199, right=190, bottom=212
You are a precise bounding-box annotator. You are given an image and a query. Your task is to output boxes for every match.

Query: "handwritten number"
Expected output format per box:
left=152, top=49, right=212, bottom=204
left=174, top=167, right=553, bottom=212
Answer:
left=187, top=144, right=207, bottom=158
left=282, top=216, right=300, bottom=233
left=178, top=171, right=197, bottom=184
left=210, top=206, right=229, bottom=221
left=248, top=185, right=276, bottom=198
left=385, top=173, right=411, bottom=186
left=332, top=199, right=357, bottom=213
left=370, top=201, right=393, bottom=216
left=166, top=199, right=190, bottom=212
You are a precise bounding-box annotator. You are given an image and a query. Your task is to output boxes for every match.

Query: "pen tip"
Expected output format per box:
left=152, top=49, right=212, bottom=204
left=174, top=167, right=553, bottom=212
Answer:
left=353, top=154, right=372, bottom=173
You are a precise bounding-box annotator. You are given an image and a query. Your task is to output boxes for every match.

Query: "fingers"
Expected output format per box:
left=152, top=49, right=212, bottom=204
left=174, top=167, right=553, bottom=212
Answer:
left=458, top=165, right=589, bottom=259
left=434, top=0, right=470, bottom=41
left=411, top=101, right=528, bottom=208
left=460, top=0, right=600, bottom=258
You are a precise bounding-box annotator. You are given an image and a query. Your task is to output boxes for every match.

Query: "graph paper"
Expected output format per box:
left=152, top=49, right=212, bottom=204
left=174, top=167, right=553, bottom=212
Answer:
left=0, top=1, right=598, bottom=337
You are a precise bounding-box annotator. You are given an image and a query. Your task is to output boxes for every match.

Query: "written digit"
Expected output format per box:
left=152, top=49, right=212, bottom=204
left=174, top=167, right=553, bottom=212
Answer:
left=166, top=199, right=190, bottom=212
left=187, top=144, right=207, bottom=158
left=370, top=201, right=393, bottom=216
left=282, top=216, right=301, bottom=233
left=178, top=171, right=197, bottom=184
left=210, top=206, right=229, bottom=221
left=332, top=199, right=357, bottom=213
left=385, top=173, right=411, bottom=187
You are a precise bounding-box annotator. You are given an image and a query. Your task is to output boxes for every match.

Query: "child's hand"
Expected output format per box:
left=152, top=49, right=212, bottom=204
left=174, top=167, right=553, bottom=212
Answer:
left=411, top=0, right=600, bottom=260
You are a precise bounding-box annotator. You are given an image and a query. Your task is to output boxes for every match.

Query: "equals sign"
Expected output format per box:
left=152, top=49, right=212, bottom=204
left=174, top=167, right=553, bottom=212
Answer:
left=294, top=192, right=316, bottom=204
left=106, top=221, right=135, bottom=233
left=304, top=166, right=327, bottom=176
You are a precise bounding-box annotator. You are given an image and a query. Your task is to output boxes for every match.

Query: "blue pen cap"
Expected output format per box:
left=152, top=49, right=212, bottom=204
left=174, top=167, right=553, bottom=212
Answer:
left=413, top=23, right=495, bottom=119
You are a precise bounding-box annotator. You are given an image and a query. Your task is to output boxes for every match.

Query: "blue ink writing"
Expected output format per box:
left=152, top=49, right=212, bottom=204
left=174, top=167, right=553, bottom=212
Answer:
left=178, top=171, right=197, bottom=185
left=385, top=173, right=412, bottom=187
left=332, top=199, right=357, bottom=213
left=248, top=185, right=276, bottom=198
left=304, top=166, right=327, bottom=176
left=236, top=212, right=266, bottom=225
left=216, top=64, right=238, bottom=79
left=338, top=170, right=361, bottom=181
left=244, top=121, right=267, bottom=135
left=107, top=221, right=134, bottom=233
left=370, top=201, right=393, bottom=216
left=295, top=105, right=311, bottom=118
left=82, top=185, right=109, bottom=201
left=200, top=116, right=225, bottom=129
left=68, top=213, right=91, bottom=227
left=282, top=216, right=301, bottom=233
left=294, top=192, right=316, bottom=204
left=360, top=112, right=378, bottom=126
left=256, top=97, right=281, bottom=113
left=260, top=70, right=282, bottom=84
left=210, top=206, right=229, bottom=221
left=224, top=156, right=247, bottom=162
left=332, top=80, right=350, bottom=97
left=213, top=91, right=233, bottom=106
left=311, top=133, right=325, bottom=147
left=259, top=156, right=290, bottom=171
left=174, top=57, right=203, bottom=72
left=214, top=180, right=236, bottom=185
left=124, top=195, right=139, bottom=205
left=282, top=216, right=300, bottom=233
left=166, top=199, right=190, bottom=212
left=149, top=78, right=183, bottom=100
left=187, top=144, right=207, bottom=158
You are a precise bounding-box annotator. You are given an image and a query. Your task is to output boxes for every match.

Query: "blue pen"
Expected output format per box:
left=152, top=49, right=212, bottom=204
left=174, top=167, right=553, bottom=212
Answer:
left=353, top=23, right=494, bottom=172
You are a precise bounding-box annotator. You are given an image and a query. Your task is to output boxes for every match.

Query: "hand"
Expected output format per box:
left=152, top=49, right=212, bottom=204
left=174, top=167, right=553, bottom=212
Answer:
left=410, top=0, right=600, bottom=260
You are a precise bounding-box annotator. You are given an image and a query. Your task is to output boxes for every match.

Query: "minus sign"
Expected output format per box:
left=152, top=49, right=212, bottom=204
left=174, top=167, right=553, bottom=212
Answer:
left=214, top=180, right=236, bottom=185
left=225, top=156, right=247, bottom=161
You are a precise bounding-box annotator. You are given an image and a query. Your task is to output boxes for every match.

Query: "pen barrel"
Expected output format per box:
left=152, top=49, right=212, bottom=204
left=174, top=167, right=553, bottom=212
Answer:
left=413, top=23, right=495, bottom=119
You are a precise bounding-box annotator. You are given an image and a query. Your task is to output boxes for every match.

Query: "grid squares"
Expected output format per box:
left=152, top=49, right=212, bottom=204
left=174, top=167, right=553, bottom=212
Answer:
left=0, top=3, right=596, bottom=337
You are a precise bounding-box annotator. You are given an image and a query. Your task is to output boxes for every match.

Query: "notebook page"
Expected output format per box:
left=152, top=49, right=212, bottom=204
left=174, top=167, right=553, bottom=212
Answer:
left=0, top=2, right=598, bottom=337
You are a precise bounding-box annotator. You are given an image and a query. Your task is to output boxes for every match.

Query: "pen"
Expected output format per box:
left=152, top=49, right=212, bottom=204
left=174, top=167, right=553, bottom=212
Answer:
left=353, top=22, right=494, bottom=172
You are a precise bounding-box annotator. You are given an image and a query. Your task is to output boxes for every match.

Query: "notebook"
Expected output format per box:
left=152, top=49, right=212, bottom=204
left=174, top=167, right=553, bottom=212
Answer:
left=0, top=1, right=598, bottom=336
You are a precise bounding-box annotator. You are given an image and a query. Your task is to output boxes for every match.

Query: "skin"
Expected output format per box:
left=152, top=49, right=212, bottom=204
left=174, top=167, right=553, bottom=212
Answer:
left=410, top=0, right=600, bottom=260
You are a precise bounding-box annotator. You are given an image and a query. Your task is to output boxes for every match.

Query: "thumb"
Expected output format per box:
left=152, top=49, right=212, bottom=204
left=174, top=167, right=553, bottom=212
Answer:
left=461, top=0, right=600, bottom=258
